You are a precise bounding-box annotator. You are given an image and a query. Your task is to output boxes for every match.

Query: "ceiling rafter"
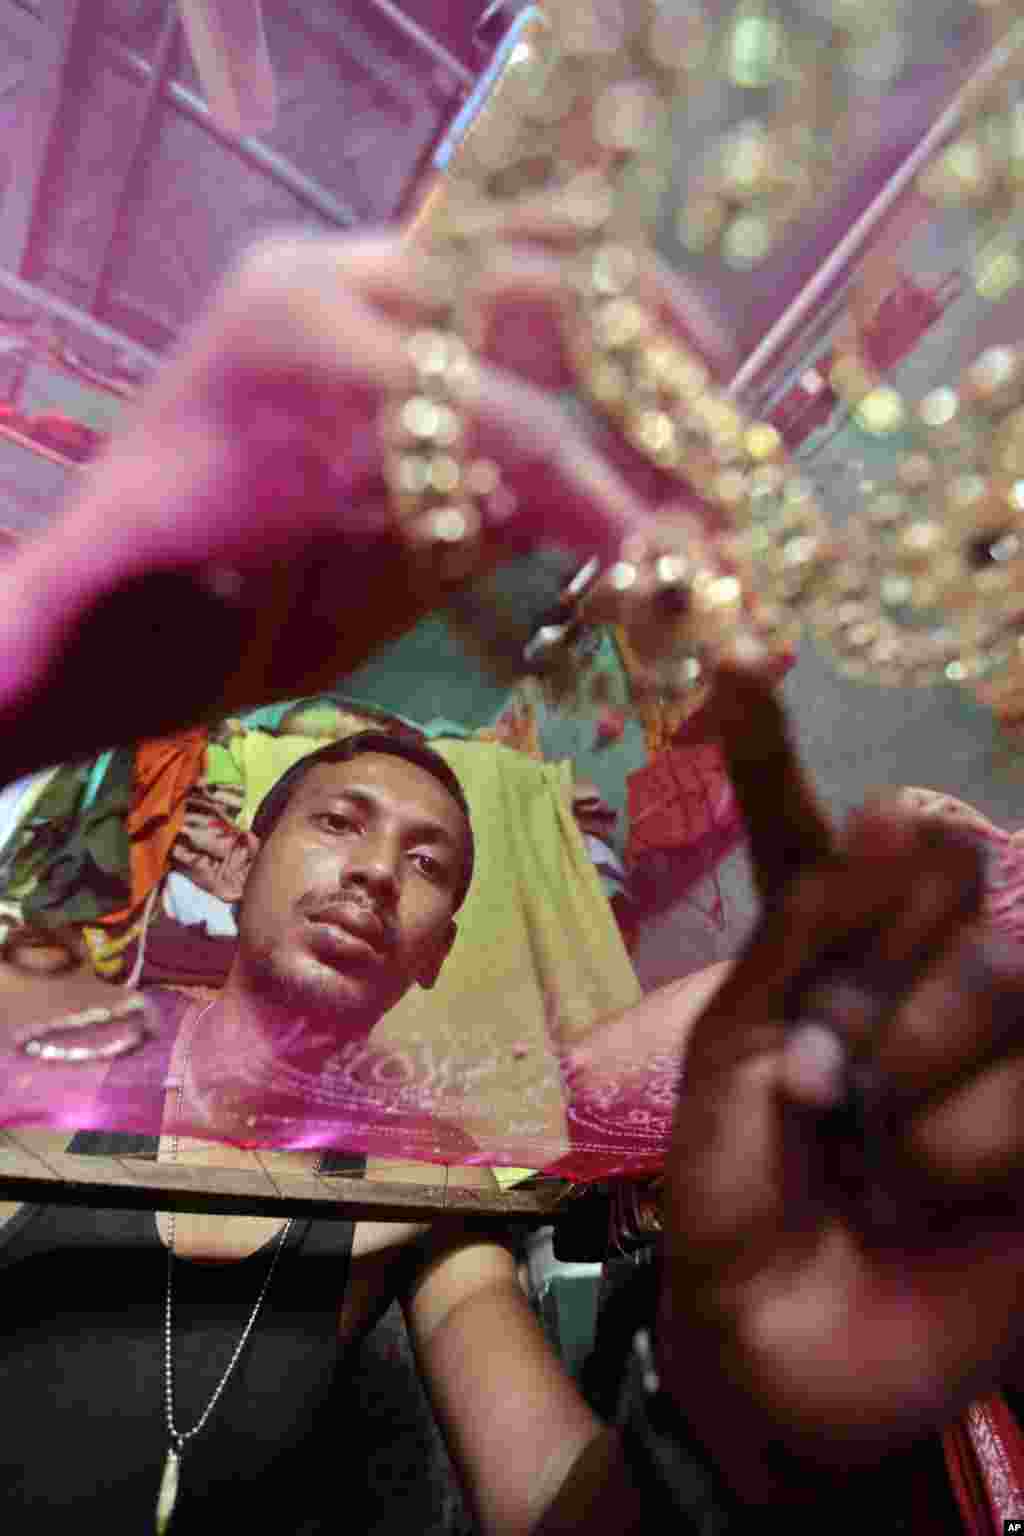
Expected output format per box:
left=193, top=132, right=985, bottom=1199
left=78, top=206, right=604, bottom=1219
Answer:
left=8, top=0, right=84, bottom=279
left=100, top=32, right=357, bottom=227
left=86, top=3, right=181, bottom=318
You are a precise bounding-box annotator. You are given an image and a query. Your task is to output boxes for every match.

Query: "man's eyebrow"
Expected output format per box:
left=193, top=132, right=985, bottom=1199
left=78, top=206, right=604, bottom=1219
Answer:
left=309, top=787, right=460, bottom=852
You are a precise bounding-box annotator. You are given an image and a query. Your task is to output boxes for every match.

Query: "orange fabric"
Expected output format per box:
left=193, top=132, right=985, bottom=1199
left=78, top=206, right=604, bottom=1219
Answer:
left=93, top=727, right=208, bottom=927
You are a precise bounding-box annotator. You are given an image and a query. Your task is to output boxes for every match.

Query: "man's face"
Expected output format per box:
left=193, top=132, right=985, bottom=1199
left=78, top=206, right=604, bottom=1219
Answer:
left=235, top=753, right=467, bottom=1031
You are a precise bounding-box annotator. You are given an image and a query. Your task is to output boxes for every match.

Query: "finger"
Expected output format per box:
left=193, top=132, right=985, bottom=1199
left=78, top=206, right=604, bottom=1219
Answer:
left=688, top=852, right=938, bottom=1078
left=806, top=822, right=984, bottom=1032
left=903, top=1049, right=1024, bottom=1189
left=778, top=1022, right=848, bottom=1109
left=458, top=246, right=577, bottom=392
left=467, top=357, right=665, bottom=563
left=690, top=813, right=988, bottom=1082
left=459, top=236, right=736, bottom=388
left=238, top=230, right=456, bottom=334
left=455, top=242, right=741, bottom=543
left=707, top=662, right=834, bottom=907
left=439, top=180, right=738, bottom=379
left=777, top=823, right=983, bottom=1136
left=875, top=928, right=1024, bottom=1122
left=647, top=248, right=739, bottom=383
left=226, top=233, right=664, bottom=564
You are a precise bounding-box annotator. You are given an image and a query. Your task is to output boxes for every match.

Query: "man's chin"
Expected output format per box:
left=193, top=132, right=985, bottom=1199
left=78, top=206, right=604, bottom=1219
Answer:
left=249, top=951, right=388, bottom=1028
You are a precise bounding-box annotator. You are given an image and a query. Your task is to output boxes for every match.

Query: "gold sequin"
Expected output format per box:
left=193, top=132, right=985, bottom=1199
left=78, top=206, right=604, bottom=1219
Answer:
left=609, top=561, right=639, bottom=593
left=918, top=387, right=959, bottom=429
left=591, top=243, right=638, bottom=296
left=744, top=422, right=783, bottom=462
left=428, top=455, right=462, bottom=494
left=855, top=387, right=906, bottom=436
left=594, top=298, right=652, bottom=350
left=586, top=358, right=629, bottom=407
left=627, top=409, right=678, bottom=464
left=395, top=454, right=431, bottom=495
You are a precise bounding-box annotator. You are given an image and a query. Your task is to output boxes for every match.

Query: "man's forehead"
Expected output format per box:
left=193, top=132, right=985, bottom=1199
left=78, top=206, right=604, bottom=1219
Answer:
left=294, top=754, right=464, bottom=828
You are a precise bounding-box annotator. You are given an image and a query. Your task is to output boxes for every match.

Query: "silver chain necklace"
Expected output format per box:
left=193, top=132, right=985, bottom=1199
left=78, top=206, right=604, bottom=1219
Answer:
left=156, top=999, right=323, bottom=1534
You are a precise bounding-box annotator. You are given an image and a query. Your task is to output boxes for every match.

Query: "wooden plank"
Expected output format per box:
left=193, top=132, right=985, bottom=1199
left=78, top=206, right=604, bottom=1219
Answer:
left=0, top=1129, right=61, bottom=1178
left=0, top=1154, right=569, bottom=1223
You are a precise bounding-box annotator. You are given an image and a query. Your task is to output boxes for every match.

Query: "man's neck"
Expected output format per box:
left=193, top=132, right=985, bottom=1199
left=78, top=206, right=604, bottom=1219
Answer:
left=194, top=971, right=378, bottom=1081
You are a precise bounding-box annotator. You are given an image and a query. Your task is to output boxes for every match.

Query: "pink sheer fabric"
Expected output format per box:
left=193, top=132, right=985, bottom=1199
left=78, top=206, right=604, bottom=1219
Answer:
left=0, top=981, right=692, bottom=1174
left=1, top=787, right=1021, bottom=1177
left=554, top=790, right=1024, bottom=1177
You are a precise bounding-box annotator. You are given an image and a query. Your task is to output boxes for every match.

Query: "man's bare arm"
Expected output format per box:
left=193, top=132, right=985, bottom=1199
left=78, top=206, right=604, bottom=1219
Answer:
left=403, top=1228, right=643, bottom=1536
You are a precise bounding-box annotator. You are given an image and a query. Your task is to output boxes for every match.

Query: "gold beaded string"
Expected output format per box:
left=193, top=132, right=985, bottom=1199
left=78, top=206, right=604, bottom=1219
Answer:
left=391, top=4, right=836, bottom=705
left=811, top=343, right=1024, bottom=698
left=383, top=2, right=1024, bottom=729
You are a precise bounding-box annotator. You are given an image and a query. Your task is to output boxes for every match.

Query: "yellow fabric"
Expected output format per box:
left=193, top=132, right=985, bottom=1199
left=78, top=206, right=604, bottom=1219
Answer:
left=81, top=911, right=148, bottom=976
left=204, top=741, right=245, bottom=791
left=380, top=740, right=641, bottom=1160
left=491, top=1168, right=536, bottom=1189
left=230, top=730, right=642, bottom=1165
left=231, top=731, right=328, bottom=827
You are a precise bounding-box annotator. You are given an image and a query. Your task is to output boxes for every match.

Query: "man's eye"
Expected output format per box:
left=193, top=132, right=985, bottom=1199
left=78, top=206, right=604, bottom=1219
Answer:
left=412, top=852, right=446, bottom=881
left=317, top=813, right=357, bottom=834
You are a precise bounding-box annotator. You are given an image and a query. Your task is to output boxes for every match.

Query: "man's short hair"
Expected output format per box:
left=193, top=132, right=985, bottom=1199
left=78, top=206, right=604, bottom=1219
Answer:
left=250, top=731, right=475, bottom=911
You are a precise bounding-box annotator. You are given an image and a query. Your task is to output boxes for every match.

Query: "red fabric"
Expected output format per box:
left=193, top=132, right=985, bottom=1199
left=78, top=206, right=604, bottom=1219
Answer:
left=944, top=1415, right=1000, bottom=1536
left=626, top=740, right=742, bottom=862
left=943, top=1395, right=1024, bottom=1533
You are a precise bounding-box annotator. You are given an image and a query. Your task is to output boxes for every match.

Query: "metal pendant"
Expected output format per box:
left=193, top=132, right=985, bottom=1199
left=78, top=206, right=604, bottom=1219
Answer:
left=155, top=1447, right=180, bottom=1535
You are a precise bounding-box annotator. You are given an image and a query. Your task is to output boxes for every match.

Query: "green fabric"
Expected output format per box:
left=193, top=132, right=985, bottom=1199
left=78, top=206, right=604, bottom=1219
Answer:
left=3, top=762, right=91, bottom=899
left=238, top=692, right=424, bottom=736
left=202, top=741, right=244, bottom=791
left=17, top=752, right=134, bottom=927
left=490, top=632, right=647, bottom=860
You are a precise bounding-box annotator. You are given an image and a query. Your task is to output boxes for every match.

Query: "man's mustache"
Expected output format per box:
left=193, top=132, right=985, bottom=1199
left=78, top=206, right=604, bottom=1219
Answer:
left=298, top=888, right=394, bottom=949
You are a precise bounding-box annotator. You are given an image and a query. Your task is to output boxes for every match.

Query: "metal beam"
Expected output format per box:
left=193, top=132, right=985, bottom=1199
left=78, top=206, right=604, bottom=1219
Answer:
left=0, top=264, right=159, bottom=371
left=364, top=0, right=474, bottom=85
left=6, top=0, right=84, bottom=277
left=86, top=5, right=180, bottom=317
left=100, top=35, right=357, bottom=228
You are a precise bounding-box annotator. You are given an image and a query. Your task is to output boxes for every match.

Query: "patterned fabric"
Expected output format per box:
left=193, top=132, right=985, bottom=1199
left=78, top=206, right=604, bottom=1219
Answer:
left=91, top=727, right=207, bottom=929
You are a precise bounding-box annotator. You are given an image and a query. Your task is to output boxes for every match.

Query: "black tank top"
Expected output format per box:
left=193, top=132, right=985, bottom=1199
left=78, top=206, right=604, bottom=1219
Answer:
left=0, top=1131, right=363, bottom=1532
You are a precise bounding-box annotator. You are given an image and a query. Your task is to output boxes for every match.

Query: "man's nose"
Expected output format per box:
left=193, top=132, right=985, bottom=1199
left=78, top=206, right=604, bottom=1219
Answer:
left=341, top=835, right=400, bottom=904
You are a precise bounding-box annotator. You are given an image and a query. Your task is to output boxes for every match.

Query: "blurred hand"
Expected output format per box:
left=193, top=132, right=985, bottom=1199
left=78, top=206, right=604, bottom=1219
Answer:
left=0, top=224, right=732, bottom=782
left=657, top=666, right=1024, bottom=1498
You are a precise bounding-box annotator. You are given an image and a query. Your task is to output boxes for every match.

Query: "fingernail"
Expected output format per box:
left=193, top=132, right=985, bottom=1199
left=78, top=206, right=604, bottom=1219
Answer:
left=781, top=1023, right=847, bottom=1109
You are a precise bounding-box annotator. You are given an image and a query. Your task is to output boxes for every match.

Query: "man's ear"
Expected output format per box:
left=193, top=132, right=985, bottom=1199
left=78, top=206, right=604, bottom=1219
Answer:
left=209, top=827, right=261, bottom=904
left=414, top=918, right=457, bottom=991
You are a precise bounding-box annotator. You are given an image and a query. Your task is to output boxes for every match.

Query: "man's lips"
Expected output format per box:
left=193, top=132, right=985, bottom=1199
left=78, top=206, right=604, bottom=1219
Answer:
left=306, top=905, right=388, bottom=957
